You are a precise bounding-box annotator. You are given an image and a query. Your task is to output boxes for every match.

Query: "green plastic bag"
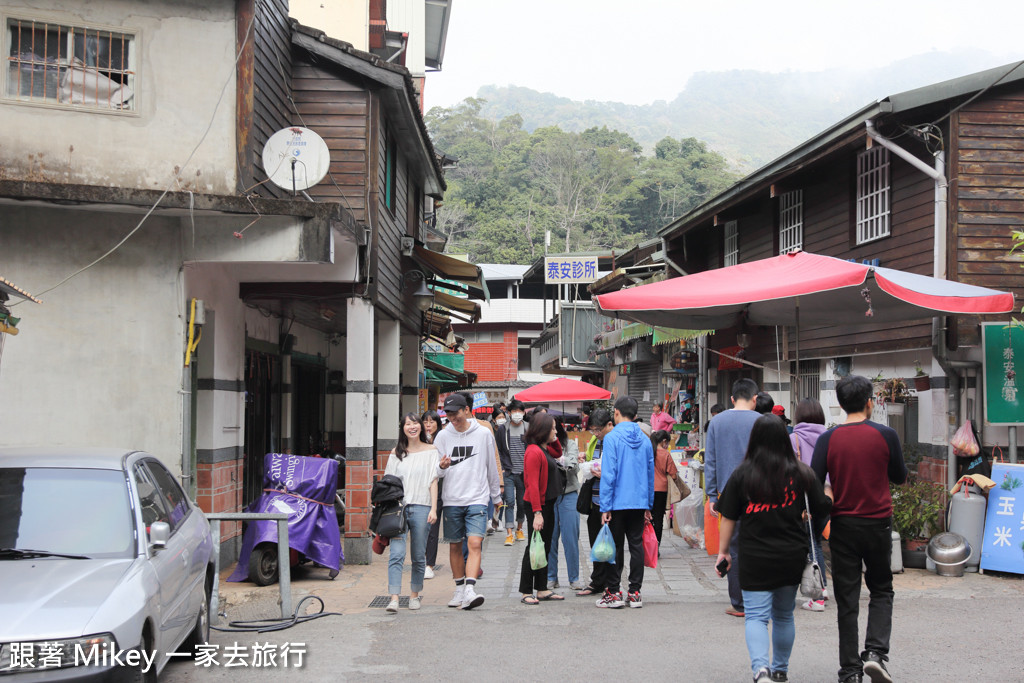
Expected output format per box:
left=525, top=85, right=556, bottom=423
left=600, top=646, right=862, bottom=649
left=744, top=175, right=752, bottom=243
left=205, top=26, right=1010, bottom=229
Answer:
left=529, top=530, right=548, bottom=570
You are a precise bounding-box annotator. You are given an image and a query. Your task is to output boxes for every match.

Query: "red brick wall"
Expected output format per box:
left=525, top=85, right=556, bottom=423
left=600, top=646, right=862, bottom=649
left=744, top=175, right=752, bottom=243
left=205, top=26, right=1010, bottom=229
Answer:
left=463, top=330, right=518, bottom=382
left=196, top=459, right=243, bottom=543
left=344, top=459, right=373, bottom=539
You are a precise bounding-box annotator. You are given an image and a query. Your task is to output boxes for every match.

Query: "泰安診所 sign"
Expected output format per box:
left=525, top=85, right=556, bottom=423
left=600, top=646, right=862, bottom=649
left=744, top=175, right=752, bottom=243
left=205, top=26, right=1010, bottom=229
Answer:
left=544, top=256, right=598, bottom=284
left=981, top=322, right=1022, bottom=426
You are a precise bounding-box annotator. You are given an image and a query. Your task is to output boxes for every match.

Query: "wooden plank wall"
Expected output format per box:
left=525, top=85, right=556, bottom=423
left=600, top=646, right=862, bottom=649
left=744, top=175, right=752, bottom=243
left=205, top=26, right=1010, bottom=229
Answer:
left=291, top=56, right=369, bottom=220
left=951, top=86, right=1024, bottom=344
left=243, top=0, right=292, bottom=199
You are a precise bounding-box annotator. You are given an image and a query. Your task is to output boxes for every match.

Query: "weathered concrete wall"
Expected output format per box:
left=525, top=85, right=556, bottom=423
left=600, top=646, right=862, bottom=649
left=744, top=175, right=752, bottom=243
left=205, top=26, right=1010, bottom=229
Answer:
left=0, top=205, right=185, bottom=468
left=0, top=0, right=238, bottom=193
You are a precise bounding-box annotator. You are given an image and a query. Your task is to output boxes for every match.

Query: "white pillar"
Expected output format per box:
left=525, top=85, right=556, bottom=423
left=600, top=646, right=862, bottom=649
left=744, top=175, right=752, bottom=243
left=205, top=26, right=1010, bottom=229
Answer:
left=401, top=333, right=421, bottom=416
left=377, top=319, right=401, bottom=453
left=344, top=297, right=375, bottom=563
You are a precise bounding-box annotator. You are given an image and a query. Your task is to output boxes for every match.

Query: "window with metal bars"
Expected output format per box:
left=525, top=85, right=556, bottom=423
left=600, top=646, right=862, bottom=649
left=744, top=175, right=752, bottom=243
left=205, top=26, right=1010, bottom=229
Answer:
left=778, top=190, right=803, bottom=254
left=6, top=18, right=135, bottom=111
left=724, top=220, right=738, bottom=266
left=856, top=147, right=890, bottom=244
left=791, top=359, right=820, bottom=402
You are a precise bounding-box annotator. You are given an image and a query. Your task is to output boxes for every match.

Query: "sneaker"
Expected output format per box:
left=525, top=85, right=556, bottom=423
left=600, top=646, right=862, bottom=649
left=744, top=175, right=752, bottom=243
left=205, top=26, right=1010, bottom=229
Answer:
left=408, top=597, right=421, bottom=610
left=862, top=652, right=892, bottom=683
left=770, top=671, right=788, bottom=682
left=550, top=581, right=560, bottom=588
left=486, top=527, right=495, bottom=536
left=461, top=585, right=485, bottom=610
left=800, top=598, right=825, bottom=612
left=515, top=529, right=526, bottom=542
left=569, top=581, right=585, bottom=591
left=839, top=675, right=863, bottom=683
left=595, top=590, right=625, bottom=608
left=627, top=590, right=642, bottom=608
left=447, top=586, right=465, bottom=608
left=504, top=532, right=515, bottom=546
left=385, top=598, right=399, bottom=613
left=753, top=667, right=771, bottom=683
left=424, top=565, right=435, bottom=580
left=821, top=587, right=829, bottom=601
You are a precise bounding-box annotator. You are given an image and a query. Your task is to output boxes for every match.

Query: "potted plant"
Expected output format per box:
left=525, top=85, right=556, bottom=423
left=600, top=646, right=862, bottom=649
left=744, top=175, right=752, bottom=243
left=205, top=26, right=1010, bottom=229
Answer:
left=891, top=477, right=946, bottom=568
left=913, top=360, right=931, bottom=392
left=875, top=377, right=909, bottom=405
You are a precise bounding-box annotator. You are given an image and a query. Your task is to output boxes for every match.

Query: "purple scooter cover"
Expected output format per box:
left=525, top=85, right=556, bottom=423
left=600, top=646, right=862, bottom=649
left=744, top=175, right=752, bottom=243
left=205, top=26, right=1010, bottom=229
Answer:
left=228, top=453, right=343, bottom=582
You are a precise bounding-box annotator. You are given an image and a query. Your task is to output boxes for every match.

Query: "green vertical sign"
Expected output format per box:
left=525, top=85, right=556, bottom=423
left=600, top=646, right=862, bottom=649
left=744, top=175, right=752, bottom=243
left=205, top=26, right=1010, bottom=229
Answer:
left=982, top=322, right=1024, bottom=425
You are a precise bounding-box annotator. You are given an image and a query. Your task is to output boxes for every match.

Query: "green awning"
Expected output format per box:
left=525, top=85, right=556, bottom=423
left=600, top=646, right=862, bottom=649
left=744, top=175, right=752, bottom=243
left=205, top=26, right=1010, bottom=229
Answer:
left=652, top=327, right=710, bottom=346
left=620, top=323, right=653, bottom=342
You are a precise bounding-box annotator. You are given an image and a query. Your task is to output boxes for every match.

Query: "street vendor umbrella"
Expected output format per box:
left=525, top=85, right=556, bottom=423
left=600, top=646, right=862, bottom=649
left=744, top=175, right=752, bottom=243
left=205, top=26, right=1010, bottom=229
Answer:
left=593, top=251, right=1015, bottom=330
left=513, top=376, right=611, bottom=403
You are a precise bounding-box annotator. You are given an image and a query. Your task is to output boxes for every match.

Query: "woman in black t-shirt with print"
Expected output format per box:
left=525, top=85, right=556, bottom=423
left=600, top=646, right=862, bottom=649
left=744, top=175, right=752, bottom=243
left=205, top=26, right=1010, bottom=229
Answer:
left=715, top=414, right=832, bottom=683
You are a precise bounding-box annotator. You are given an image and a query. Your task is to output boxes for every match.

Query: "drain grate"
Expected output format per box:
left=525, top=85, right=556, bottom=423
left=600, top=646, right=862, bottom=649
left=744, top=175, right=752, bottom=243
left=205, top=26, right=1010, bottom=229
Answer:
left=368, top=595, right=409, bottom=608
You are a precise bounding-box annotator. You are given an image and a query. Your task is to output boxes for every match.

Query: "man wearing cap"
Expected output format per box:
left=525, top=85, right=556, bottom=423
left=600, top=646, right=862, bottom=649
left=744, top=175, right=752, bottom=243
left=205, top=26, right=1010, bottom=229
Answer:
left=435, top=392, right=502, bottom=610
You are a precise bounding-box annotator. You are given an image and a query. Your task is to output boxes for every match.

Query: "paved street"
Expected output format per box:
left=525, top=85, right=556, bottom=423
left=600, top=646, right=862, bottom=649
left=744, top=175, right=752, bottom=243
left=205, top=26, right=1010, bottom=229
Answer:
left=164, top=523, right=1024, bottom=682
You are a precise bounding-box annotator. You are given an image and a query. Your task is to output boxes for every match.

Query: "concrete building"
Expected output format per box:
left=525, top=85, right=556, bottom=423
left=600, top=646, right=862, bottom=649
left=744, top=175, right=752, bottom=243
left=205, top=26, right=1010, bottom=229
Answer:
left=0, top=0, right=469, bottom=564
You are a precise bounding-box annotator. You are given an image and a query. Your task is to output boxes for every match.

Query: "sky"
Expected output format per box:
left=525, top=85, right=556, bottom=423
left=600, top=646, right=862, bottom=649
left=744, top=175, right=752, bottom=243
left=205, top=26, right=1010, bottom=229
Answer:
left=424, top=0, right=1022, bottom=110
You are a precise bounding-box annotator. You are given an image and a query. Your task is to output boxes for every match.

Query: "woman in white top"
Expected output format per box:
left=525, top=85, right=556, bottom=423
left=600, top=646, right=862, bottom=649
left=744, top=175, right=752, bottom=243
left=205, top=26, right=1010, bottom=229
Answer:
left=384, top=413, right=440, bottom=612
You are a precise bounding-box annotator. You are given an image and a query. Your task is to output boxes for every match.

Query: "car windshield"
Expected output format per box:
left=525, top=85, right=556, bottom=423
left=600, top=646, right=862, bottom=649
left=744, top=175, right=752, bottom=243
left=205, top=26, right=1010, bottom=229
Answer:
left=0, top=467, right=135, bottom=559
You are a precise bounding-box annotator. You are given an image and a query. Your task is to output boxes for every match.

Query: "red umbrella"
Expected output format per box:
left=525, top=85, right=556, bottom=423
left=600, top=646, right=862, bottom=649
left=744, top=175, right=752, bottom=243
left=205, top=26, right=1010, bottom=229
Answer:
left=513, top=377, right=611, bottom=403
left=594, top=251, right=1014, bottom=329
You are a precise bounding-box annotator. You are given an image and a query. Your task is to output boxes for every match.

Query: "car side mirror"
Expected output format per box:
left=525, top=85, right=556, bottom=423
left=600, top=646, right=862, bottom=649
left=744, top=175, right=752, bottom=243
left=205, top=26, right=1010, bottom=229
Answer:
left=150, top=521, right=170, bottom=549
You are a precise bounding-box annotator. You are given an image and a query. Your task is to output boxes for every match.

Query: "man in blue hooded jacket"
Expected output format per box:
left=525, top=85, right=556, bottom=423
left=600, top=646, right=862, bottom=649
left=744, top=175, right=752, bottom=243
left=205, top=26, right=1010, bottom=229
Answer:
left=596, top=395, right=655, bottom=609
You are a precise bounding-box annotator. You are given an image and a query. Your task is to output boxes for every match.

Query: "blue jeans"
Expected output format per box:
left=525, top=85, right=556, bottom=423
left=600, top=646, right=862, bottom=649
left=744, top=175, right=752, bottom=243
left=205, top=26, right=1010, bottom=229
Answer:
left=547, top=491, right=580, bottom=584
left=388, top=504, right=430, bottom=595
left=742, top=585, right=798, bottom=676
left=441, top=504, right=487, bottom=543
left=502, top=473, right=518, bottom=529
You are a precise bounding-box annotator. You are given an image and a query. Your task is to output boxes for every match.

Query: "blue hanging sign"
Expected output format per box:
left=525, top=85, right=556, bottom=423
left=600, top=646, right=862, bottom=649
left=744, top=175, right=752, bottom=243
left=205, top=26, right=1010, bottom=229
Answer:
left=980, top=463, right=1024, bottom=574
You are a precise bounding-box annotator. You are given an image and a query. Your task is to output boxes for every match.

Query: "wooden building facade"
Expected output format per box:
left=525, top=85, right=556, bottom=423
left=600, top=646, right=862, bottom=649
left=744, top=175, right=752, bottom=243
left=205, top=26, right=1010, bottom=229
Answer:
left=659, top=64, right=1024, bottom=460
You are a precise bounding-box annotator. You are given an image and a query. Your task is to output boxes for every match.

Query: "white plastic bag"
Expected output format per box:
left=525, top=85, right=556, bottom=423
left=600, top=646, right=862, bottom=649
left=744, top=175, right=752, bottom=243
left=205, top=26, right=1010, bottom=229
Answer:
left=675, top=486, right=705, bottom=549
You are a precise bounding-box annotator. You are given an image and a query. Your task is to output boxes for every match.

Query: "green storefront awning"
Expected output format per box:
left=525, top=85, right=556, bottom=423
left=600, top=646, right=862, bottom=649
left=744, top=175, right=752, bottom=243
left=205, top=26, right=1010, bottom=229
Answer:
left=652, top=327, right=711, bottom=346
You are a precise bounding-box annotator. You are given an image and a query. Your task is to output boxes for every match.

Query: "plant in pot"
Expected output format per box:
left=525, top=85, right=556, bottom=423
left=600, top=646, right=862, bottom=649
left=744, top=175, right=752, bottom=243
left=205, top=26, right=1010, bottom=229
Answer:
left=912, top=360, right=931, bottom=392
left=891, top=476, right=946, bottom=569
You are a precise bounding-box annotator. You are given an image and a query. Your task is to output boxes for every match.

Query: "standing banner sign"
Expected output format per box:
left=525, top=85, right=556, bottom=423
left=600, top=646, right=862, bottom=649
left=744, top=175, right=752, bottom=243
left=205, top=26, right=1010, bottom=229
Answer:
left=980, top=463, right=1024, bottom=575
left=981, top=322, right=1022, bottom=425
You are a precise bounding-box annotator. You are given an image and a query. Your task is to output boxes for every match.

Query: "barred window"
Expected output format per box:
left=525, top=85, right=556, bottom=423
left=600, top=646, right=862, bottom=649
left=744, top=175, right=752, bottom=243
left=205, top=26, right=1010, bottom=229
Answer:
left=723, top=220, right=738, bottom=267
left=6, top=18, right=135, bottom=111
left=779, top=190, right=803, bottom=254
left=856, top=147, right=890, bottom=244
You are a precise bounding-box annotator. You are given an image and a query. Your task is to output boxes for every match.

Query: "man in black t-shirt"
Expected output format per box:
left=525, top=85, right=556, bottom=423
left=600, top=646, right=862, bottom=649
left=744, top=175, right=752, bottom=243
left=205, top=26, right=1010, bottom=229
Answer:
left=811, top=375, right=907, bottom=683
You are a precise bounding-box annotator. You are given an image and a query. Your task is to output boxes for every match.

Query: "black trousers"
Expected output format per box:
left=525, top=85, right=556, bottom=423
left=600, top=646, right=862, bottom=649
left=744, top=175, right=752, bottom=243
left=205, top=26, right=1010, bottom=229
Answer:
left=651, top=490, right=668, bottom=546
left=512, top=473, right=527, bottom=525
left=425, top=479, right=442, bottom=567
left=830, top=516, right=894, bottom=680
left=606, top=508, right=646, bottom=594
left=518, top=499, right=556, bottom=594
left=586, top=501, right=612, bottom=590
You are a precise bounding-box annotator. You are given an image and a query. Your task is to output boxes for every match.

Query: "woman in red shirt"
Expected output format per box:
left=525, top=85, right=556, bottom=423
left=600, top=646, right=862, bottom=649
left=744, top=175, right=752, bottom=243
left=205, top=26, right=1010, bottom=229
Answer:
left=518, top=412, right=566, bottom=605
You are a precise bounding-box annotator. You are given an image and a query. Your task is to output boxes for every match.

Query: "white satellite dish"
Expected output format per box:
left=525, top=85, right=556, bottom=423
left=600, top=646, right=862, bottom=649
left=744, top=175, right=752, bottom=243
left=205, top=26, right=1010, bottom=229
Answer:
left=261, top=126, right=331, bottom=193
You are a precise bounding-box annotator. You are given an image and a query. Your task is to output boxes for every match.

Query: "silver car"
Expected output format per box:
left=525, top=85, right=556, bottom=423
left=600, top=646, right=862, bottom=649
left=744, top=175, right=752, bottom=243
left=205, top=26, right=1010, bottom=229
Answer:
left=0, top=448, right=214, bottom=681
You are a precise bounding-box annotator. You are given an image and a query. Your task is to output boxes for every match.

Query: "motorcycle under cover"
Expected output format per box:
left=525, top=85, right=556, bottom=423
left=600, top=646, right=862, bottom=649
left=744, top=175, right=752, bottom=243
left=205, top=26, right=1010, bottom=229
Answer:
left=228, top=453, right=342, bottom=582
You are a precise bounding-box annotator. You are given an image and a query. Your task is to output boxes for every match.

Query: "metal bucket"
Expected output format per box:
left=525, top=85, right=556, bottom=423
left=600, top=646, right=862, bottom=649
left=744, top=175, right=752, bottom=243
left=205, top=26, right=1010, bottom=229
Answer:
left=926, top=532, right=971, bottom=577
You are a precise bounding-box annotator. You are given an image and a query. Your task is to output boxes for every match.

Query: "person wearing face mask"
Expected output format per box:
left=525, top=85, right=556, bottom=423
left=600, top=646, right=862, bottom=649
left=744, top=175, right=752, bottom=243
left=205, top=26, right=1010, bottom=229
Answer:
left=496, top=399, right=529, bottom=545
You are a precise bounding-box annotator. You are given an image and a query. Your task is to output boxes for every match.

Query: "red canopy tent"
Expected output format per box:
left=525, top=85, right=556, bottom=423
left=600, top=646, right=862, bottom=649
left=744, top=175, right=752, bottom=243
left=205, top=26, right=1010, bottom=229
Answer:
left=513, top=377, right=611, bottom=403
left=593, top=251, right=1014, bottom=329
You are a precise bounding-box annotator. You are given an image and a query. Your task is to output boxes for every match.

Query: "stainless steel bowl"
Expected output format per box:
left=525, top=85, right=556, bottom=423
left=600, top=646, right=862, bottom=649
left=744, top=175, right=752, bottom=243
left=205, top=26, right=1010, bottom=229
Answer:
left=926, top=532, right=972, bottom=577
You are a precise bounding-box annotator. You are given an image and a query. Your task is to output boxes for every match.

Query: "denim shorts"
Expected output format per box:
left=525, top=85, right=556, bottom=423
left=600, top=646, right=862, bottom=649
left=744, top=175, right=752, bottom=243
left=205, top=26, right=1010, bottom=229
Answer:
left=441, top=504, right=488, bottom=543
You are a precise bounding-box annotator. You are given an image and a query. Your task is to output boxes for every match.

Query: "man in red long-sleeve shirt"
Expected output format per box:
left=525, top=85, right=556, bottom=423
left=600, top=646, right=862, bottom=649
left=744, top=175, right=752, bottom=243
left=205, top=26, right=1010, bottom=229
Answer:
left=811, top=375, right=907, bottom=683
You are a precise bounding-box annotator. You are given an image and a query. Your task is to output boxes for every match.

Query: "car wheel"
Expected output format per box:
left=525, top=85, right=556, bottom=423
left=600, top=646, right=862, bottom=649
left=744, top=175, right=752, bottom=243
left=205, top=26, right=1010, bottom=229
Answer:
left=184, top=578, right=211, bottom=654
left=129, top=630, right=157, bottom=683
left=249, top=542, right=279, bottom=586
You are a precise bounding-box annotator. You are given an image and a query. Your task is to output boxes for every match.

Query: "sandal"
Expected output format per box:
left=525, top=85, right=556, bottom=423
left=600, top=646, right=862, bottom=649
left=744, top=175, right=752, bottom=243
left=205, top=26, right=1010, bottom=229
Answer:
left=520, top=595, right=540, bottom=605
left=575, top=586, right=598, bottom=596
left=537, top=592, right=565, bottom=601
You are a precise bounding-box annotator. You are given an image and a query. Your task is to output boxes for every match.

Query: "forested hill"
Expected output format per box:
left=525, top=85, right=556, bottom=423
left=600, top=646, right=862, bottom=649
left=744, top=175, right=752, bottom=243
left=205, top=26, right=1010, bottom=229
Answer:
left=475, top=50, right=1008, bottom=169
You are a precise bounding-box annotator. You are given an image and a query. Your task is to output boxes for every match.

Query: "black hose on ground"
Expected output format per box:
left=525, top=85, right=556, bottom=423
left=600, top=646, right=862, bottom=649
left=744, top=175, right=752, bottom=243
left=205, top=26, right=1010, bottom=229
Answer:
left=211, top=595, right=342, bottom=633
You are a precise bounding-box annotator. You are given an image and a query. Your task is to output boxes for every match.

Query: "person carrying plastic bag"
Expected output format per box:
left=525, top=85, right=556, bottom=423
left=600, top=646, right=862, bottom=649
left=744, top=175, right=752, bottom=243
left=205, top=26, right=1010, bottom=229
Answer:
left=517, top=412, right=566, bottom=605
